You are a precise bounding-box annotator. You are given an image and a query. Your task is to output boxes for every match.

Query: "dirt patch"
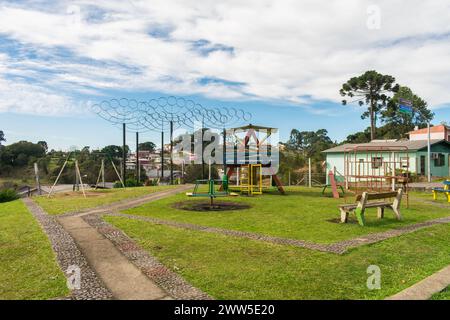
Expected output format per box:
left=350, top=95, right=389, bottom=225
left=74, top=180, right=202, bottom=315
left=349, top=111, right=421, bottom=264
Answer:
left=327, top=217, right=358, bottom=224
left=173, top=200, right=251, bottom=212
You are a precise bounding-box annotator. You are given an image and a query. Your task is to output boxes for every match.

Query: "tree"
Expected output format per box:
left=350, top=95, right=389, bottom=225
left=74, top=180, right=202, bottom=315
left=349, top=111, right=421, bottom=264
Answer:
left=101, top=145, right=129, bottom=159
left=340, top=70, right=399, bottom=141
left=381, top=86, right=434, bottom=137
left=0, top=141, right=46, bottom=167
left=138, top=141, right=156, bottom=152
left=285, top=129, right=334, bottom=159
left=37, top=141, right=48, bottom=153
left=0, top=130, right=5, bottom=146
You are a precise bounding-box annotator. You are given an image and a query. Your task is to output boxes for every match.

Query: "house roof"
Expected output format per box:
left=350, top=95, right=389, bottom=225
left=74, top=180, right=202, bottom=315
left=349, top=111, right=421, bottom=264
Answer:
left=323, top=139, right=450, bottom=153
left=231, top=123, right=278, bottom=131
left=409, top=124, right=449, bottom=135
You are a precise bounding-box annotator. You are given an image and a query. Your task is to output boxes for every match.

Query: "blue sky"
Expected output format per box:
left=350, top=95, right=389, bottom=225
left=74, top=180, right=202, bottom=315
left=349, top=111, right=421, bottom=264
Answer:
left=1, top=1, right=450, bottom=150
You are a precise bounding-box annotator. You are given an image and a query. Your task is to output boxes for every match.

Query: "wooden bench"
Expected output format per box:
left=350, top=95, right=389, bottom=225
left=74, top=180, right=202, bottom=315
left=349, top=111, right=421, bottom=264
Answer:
left=432, top=180, right=450, bottom=203
left=339, top=189, right=403, bottom=226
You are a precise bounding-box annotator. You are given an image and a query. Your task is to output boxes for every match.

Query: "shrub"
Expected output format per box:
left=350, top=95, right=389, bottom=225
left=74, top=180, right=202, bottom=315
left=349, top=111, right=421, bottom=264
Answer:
left=0, top=188, right=19, bottom=203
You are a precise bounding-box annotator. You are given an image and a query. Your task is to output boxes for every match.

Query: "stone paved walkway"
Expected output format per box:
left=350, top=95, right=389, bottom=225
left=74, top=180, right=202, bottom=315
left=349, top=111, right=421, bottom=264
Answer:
left=22, top=198, right=113, bottom=300
left=108, top=213, right=450, bottom=255
left=386, top=265, right=450, bottom=300
left=24, top=185, right=209, bottom=300
left=59, top=185, right=193, bottom=217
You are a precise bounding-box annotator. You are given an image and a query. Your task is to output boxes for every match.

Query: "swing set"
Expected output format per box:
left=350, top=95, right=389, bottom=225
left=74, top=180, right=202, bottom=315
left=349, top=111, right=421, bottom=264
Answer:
left=47, top=153, right=125, bottom=198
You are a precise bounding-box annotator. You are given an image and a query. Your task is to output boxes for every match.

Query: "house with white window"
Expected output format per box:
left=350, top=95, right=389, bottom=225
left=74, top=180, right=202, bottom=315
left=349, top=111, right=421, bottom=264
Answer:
left=323, top=139, right=450, bottom=181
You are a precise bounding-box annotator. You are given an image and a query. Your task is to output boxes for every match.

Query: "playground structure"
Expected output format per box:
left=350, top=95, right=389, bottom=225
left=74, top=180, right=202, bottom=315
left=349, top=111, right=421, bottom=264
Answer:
left=224, top=124, right=285, bottom=195
left=186, top=161, right=238, bottom=206
left=322, top=170, right=345, bottom=199
left=93, top=156, right=125, bottom=189
left=432, top=180, right=450, bottom=202
left=343, top=145, right=410, bottom=194
left=48, top=153, right=125, bottom=197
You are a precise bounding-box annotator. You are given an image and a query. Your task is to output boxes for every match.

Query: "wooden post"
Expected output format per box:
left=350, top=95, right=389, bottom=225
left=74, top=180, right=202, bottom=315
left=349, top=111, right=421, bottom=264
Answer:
left=288, top=171, right=291, bottom=186
left=102, top=159, right=105, bottom=188
left=75, top=160, right=86, bottom=198
left=181, top=160, right=185, bottom=184
left=308, top=158, right=312, bottom=188
left=75, top=161, right=79, bottom=191
left=111, top=160, right=125, bottom=188
left=48, top=153, right=71, bottom=198
left=34, top=162, right=42, bottom=195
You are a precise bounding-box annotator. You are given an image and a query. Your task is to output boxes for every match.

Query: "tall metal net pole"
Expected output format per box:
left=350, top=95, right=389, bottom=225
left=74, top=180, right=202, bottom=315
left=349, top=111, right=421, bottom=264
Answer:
left=170, top=120, right=174, bottom=185
left=122, top=123, right=126, bottom=184
left=136, top=131, right=139, bottom=184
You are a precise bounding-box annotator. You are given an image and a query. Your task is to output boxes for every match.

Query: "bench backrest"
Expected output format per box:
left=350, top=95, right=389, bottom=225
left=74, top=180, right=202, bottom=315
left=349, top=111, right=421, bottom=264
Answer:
left=355, top=191, right=398, bottom=202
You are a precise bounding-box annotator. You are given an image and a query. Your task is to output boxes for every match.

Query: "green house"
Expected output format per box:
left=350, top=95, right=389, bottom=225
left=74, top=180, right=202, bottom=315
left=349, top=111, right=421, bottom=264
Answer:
left=323, top=139, right=450, bottom=183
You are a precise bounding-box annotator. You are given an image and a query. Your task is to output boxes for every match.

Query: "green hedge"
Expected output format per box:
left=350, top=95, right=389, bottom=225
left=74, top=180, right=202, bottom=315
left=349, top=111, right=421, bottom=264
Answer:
left=0, top=189, right=19, bottom=203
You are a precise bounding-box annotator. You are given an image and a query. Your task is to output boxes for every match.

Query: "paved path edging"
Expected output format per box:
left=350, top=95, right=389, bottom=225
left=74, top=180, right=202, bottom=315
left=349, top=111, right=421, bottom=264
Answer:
left=59, top=185, right=193, bottom=218
left=85, top=214, right=212, bottom=300
left=386, top=265, right=450, bottom=300
left=109, top=213, right=450, bottom=255
left=22, top=198, right=113, bottom=300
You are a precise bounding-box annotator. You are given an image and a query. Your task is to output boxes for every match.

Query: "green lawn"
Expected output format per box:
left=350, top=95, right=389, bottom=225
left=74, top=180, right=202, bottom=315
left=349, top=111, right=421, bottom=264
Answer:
left=122, top=187, right=450, bottom=244
left=34, top=185, right=178, bottom=215
left=431, top=286, right=450, bottom=300
left=0, top=200, right=68, bottom=299
left=105, top=216, right=450, bottom=300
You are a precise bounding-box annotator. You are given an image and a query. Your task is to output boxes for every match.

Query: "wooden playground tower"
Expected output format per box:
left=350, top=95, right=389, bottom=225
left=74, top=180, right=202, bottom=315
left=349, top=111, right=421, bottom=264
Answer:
left=224, top=124, right=285, bottom=195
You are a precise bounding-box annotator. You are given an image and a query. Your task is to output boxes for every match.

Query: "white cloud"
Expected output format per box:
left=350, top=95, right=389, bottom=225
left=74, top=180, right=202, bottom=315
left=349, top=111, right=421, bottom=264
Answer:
left=0, top=0, right=450, bottom=115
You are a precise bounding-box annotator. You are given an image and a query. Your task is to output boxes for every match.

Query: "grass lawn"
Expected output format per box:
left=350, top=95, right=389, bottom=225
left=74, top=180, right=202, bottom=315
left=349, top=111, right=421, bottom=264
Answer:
left=34, top=185, right=178, bottom=215
left=431, top=286, right=450, bottom=300
left=122, top=186, right=450, bottom=244
left=0, top=200, right=68, bottom=299
left=105, top=215, right=450, bottom=300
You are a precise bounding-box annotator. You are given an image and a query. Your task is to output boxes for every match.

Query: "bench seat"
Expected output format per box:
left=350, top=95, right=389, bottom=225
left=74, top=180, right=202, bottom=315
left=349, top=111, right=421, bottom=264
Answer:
left=339, top=201, right=391, bottom=211
left=339, top=189, right=403, bottom=226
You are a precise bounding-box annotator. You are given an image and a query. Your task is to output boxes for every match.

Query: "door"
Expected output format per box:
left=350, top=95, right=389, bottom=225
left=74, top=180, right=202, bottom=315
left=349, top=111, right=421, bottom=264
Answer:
left=420, top=155, right=426, bottom=175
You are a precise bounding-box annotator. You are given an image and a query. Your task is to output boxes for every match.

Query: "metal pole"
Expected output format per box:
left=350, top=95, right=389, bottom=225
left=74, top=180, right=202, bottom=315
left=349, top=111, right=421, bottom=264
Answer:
left=223, top=128, right=227, bottom=178
left=427, top=122, right=431, bottom=182
left=170, top=120, right=174, bottom=185
left=34, top=162, right=42, bottom=195
left=136, top=131, right=139, bottom=183
left=122, top=123, right=126, bottom=184
left=161, top=129, right=164, bottom=180
left=202, top=116, right=205, bottom=179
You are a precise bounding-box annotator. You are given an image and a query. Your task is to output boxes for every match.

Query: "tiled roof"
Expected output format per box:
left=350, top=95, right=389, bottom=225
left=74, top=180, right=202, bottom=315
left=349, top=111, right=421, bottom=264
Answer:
left=323, top=139, right=450, bottom=153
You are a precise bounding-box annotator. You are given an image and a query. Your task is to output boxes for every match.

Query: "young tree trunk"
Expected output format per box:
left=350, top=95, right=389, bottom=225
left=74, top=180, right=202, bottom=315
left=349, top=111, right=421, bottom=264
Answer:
left=370, top=98, right=375, bottom=141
